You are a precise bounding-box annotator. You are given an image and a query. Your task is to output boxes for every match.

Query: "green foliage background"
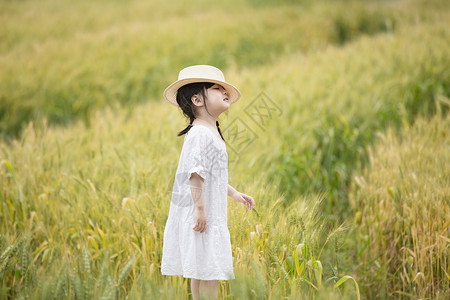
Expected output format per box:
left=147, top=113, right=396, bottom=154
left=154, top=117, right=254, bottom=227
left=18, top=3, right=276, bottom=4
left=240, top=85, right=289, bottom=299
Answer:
left=1, top=0, right=449, bottom=299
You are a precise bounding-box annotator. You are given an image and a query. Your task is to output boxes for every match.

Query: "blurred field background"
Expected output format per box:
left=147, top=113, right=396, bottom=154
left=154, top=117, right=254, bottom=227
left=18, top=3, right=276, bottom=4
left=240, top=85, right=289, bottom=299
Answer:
left=1, top=0, right=449, bottom=299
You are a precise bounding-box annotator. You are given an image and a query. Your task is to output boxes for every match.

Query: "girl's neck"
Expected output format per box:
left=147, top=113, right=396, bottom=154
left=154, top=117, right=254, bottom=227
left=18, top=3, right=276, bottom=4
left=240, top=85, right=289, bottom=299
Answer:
left=192, top=117, right=217, bottom=129
left=191, top=118, right=224, bottom=142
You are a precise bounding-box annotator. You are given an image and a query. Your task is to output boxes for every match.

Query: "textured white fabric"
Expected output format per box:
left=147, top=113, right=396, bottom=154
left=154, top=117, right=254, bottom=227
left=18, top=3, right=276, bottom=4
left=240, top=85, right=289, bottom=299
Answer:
left=161, top=125, right=235, bottom=280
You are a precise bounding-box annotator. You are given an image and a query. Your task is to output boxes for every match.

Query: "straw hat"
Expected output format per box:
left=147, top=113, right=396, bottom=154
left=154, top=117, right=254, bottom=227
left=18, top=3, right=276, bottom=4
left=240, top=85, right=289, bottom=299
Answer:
left=163, top=65, right=241, bottom=106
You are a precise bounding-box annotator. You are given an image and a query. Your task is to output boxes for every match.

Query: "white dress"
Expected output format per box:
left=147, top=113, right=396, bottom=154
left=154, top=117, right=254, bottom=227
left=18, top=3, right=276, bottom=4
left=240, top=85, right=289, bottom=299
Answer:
left=161, top=125, right=235, bottom=280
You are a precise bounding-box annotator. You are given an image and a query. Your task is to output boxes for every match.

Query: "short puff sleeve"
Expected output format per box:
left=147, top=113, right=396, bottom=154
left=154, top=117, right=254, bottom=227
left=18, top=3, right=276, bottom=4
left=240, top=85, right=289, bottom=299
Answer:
left=183, top=127, right=213, bottom=181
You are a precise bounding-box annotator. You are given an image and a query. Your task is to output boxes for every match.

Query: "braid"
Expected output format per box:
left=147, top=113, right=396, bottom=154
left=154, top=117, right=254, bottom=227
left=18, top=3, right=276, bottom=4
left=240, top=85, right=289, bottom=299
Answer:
left=177, top=117, right=194, bottom=136
left=216, top=121, right=225, bottom=141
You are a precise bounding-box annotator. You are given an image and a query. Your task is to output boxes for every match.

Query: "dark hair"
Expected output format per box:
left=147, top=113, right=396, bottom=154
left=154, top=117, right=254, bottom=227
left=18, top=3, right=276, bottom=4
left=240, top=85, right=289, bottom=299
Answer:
left=176, top=82, right=225, bottom=141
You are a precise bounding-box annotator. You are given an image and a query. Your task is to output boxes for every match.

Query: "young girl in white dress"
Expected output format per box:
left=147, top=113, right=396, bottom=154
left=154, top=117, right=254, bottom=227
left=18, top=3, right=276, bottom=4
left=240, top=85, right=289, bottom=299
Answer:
left=161, top=65, right=255, bottom=300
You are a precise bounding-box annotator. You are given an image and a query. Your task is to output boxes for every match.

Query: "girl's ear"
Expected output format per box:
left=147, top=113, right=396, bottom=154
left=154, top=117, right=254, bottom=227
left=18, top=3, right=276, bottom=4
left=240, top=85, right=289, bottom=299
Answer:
left=191, top=95, right=203, bottom=107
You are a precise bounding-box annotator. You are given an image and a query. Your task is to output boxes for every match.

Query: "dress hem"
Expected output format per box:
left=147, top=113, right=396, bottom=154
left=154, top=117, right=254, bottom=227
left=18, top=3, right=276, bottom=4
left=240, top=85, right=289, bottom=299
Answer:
left=161, top=271, right=235, bottom=281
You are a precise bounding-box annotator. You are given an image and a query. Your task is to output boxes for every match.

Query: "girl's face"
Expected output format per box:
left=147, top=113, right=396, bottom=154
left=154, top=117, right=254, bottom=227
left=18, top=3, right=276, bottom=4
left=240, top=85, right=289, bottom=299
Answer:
left=204, top=83, right=230, bottom=115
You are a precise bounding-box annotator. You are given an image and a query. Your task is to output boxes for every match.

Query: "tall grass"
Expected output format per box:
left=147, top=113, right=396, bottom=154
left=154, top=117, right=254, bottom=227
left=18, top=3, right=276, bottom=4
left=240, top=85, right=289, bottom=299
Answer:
left=1, top=0, right=436, bottom=138
left=1, top=0, right=449, bottom=298
left=251, top=20, right=448, bottom=211
left=0, top=102, right=359, bottom=298
left=350, top=112, right=450, bottom=299
left=0, top=115, right=356, bottom=298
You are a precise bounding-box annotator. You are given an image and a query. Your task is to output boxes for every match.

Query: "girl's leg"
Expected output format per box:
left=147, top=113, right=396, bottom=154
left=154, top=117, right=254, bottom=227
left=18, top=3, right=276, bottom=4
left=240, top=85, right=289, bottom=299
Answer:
left=199, top=280, right=219, bottom=300
left=191, top=278, right=201, bottom=300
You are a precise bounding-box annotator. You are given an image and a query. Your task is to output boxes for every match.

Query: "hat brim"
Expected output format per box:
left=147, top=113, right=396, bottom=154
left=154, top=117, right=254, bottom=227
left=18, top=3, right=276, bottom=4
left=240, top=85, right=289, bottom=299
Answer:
left=163, top=78, right=241, bottom=107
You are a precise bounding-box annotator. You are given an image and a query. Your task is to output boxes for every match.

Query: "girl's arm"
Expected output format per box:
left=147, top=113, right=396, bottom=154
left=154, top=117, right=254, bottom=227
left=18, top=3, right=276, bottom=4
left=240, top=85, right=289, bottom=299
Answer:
left=227, top=184, right=239, bottom=198
left=228, top=184, right=255, bottom=210
left=191, top=173, right=205, bottom=209
left=190, top=173, right=207, bottom=233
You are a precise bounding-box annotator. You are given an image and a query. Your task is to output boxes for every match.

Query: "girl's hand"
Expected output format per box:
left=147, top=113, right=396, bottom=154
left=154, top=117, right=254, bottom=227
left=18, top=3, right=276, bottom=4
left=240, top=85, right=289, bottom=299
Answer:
left=232, top=191, right=255, bottom=210
left=193, top=208, right=207, bottom=233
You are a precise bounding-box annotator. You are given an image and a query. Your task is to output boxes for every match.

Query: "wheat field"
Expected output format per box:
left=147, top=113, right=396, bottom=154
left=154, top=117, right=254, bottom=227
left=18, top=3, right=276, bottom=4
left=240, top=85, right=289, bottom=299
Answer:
left=1, top=0, right=449, bottom=299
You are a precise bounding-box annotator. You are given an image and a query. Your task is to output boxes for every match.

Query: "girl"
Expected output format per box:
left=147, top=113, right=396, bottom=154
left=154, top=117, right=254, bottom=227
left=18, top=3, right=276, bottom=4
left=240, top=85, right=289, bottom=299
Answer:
left=161, top=65, right=255, bottom=300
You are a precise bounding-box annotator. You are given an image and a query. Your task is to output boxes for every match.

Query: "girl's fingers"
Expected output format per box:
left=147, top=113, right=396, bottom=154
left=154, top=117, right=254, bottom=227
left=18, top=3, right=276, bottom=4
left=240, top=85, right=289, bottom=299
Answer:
left=193, top=221, right=207, bottom=232
left=194, top=221, right=200, bottom=231
left=242, top=194, right=255, bottom=209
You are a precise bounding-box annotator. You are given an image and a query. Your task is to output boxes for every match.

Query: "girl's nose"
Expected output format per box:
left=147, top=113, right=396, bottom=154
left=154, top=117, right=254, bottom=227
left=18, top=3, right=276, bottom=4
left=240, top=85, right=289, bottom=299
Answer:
left=223, top=88, right=228, bottom=96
